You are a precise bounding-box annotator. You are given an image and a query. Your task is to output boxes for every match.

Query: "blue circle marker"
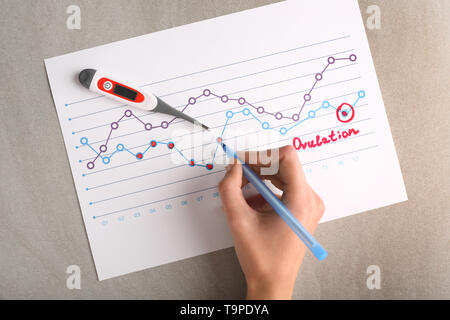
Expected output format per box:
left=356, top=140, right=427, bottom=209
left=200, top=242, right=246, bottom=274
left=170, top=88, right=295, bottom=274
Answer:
left=308, top=110, right=316, bottom=118
left=262, top=122, right=270, bottom=129
left=93, top=216, right=96, bottom=219
left=85, top=188, right=89, bottom=191
left=242, top=108, right=250, bottom=116
left=116, top=143, right=125, bottom=152
left=102, top=157, right=111, bottom=164
left=358, top=90, right=366, bottom=98
left=65, top=104, right=68, bottom=107
left=89, top=202, right=93, bottom=205
left=68, top=118, right=72, bottom=121
left=280, top=127, right=288, bottom=135
left=80, top=137, right=88, bottom=145
left=226, top=111, right=234, bottom=119
left=322, top=101, right=330, bottom=108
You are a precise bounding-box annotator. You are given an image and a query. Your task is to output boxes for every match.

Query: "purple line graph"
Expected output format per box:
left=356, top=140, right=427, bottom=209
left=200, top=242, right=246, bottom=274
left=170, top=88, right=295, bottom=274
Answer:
left=77, top=54, right=358, bottom=170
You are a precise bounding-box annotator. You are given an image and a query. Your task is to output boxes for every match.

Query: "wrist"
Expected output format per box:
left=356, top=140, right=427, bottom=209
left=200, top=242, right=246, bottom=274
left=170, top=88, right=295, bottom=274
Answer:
left=246, top=277, right=295, bottom=300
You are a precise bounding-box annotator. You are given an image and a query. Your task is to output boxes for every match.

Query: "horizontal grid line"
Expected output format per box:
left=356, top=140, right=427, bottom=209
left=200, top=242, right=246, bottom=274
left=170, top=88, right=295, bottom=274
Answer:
left=66, top=35, right=350, bottom=106
left=84, top=116, right=372, bottom=178
left=79, top=101, right=368, bottom=163
left=94, top=144, right=378, bottom=218
left=73, top=75, right=361, bottom=142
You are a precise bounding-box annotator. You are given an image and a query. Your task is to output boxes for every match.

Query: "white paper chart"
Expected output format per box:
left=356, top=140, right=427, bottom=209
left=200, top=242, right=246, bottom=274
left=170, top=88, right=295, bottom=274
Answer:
left=45, top=0, right=407, bottom=280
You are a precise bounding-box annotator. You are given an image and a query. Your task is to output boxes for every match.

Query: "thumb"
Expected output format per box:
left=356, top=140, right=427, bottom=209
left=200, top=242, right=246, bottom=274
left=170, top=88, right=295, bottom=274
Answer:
left=218, top=163, right=251, bottom=224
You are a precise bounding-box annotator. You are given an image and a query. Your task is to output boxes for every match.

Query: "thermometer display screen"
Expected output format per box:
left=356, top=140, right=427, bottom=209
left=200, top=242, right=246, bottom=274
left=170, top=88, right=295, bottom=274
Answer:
left=113, top=84, right=138, bottom=101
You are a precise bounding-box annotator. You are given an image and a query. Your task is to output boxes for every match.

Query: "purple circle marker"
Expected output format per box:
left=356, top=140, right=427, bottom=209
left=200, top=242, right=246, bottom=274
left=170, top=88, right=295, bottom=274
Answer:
left=304, top=94, right=311, bottom=101
left=125, top=110, right=132, bottom=117
left=257, top=106, right=264, bottom=114
left=328, top=56, right=335, bottom=64
left=292, top=114, right=300, bottom=122
left=349, top=54, right=357, bottom=62
left=238, top=97, right=246, bottom=105
left=145, top=123, right=152, bottom=131
left=275, top=112, right=283, bottom=120
left=99, top=145, right=107, bottom=153
left=203, top=89, right=211, bottom=96
left=315, top=73, right=323, bottom=81
left=161, top=121, right=169, bottom=129
left=188, top=97, right=196, bottom=105
left=221, top=95, right=229, bottom=103
left=87, top=162, right=95, bottom=170
left=111, top=122, right=119, bottom=130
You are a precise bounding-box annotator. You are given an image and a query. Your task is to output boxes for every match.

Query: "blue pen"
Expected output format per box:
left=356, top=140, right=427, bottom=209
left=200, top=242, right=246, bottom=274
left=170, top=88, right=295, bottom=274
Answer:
left=221, top=143, right=328, bottom=261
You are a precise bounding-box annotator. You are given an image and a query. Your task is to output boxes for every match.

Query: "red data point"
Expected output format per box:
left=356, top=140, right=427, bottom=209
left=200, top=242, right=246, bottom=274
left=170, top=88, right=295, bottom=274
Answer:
left=336, top=103, right=355, bottom=123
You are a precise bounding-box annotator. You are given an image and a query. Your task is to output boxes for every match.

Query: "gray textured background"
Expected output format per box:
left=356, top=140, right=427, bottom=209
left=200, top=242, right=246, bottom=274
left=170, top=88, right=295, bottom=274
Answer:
left=0, top=0, right=449, bottom=299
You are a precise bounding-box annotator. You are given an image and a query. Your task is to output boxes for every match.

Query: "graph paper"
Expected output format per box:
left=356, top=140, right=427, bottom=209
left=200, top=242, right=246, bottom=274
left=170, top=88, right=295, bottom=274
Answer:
left=45, top=0, right=407, bottom=280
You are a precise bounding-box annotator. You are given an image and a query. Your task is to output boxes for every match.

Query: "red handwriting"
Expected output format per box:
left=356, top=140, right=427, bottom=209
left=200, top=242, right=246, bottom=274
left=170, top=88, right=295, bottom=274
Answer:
left=293, top=128, right=360, bottom=150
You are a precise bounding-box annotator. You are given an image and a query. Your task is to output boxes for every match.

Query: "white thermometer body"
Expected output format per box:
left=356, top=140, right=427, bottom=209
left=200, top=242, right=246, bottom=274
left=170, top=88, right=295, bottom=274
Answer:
left=78, top=69, right=209, bottom=129
left=80, top=69, right=157, bottom=111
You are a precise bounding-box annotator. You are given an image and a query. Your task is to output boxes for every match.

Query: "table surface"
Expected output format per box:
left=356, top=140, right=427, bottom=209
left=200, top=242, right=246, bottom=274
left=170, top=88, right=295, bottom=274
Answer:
left=0, top=0, right=449, bottom=299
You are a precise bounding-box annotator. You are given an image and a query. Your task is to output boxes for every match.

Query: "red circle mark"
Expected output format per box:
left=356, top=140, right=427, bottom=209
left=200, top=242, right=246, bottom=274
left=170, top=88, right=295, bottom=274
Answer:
left=168, top=143, right=175, bottom=149
left=137, top=153, right=143, bottom=159
left=206, top=164, right=213, bottom=170
left=190, top=160, right=195, bottom=166
left=216, top=137, right=223, bottom=143
left=151, top=141, right=157, bottom=147
left=336, top=103, right=355, bottom=123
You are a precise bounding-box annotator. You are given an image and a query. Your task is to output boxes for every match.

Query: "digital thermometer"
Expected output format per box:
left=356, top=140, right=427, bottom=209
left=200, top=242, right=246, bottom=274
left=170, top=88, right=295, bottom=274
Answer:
left=78, top=69, right=209, bottom=129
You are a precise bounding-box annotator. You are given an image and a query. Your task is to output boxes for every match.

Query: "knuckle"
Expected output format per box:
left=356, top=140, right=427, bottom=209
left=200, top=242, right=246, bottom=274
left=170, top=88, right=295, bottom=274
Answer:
left=315, top=195, right=325, bottom=216
left=299, top=191, right=325, bottom=218
left=218, top=180, right=228, bottom=194
left=218, top=178, right=235, bottom=195
left=281, top=145, right=296, bottom=158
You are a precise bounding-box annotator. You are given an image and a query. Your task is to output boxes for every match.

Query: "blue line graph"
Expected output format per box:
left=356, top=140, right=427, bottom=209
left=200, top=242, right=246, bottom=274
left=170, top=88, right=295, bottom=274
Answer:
left=76, top=54, right=364, bottom=170
left=79, top=89, right=365, bottom=170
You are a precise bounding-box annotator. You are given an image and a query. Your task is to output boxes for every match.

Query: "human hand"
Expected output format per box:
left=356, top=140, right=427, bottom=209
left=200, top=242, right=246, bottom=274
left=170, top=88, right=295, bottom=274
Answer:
left=218, top=146, right=325, bottom=299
